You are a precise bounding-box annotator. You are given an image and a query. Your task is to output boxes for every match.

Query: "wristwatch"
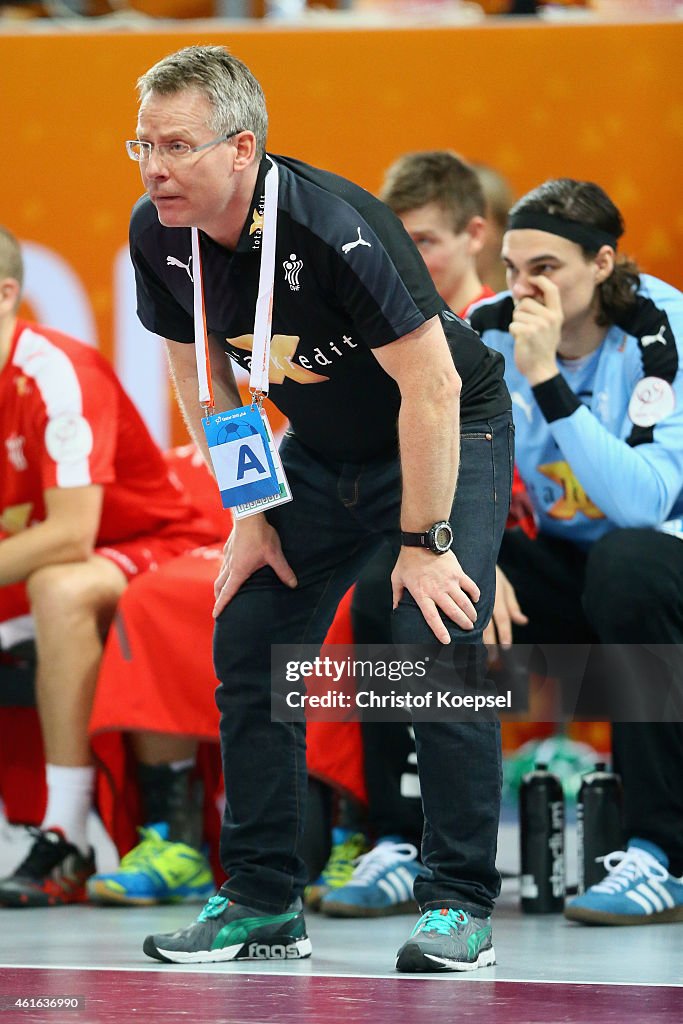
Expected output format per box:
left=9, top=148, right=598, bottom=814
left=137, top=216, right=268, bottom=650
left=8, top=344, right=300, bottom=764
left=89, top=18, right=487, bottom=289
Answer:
left=401, top=520, right=453, bottom=555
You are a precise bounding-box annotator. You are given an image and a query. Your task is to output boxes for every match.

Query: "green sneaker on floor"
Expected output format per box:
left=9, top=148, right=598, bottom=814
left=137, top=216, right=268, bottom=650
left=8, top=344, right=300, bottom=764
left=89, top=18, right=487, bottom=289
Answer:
left=143, top=894, right=312, bottom=963
left=305, top=827, right=369, bottom=910
left=395, top=907, right=496, bottom=973
left=87, top=823, right=214, bottom=906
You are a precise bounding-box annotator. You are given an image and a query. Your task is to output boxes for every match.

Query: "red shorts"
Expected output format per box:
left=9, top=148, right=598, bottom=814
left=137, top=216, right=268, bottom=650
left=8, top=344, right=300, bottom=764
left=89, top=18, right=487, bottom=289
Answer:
left=0, top=516, right=220, bottom=631
left=95, top=516, right=220, bottom=581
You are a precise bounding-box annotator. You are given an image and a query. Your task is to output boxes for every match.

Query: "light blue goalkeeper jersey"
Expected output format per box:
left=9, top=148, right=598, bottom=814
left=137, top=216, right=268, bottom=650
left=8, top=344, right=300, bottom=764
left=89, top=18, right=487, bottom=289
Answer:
left=469, top=275, right=683, bottom=548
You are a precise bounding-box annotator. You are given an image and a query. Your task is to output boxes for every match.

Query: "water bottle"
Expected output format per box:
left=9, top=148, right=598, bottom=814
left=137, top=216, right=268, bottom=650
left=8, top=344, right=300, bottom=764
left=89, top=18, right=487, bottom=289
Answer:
left=519, top=763, right=565, bottom=913
left=576, top=762, right=623, bottom=894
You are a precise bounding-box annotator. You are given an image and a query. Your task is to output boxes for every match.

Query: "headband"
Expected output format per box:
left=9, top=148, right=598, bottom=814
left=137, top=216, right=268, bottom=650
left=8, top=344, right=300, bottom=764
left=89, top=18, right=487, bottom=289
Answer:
left=506, top=211, right=619, bottom=251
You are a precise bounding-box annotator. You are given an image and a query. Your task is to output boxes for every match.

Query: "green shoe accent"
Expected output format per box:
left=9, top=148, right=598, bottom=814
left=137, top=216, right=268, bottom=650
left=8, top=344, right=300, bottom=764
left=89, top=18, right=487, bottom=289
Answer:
left=467, top=923, right=493, bottom=959
left=87, top=825, right=214, bottom=906
left=320, top=831, right=369, bottom=888
left=213, top=910, right=301, bottom=950
left=144, top=896, right=313, bottom=964
left=305, top=829, right=369, bottom=910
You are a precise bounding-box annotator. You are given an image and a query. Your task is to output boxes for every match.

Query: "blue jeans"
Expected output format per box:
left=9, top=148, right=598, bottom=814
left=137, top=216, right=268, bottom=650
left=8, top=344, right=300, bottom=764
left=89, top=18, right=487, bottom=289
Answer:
left=213, top=410, right=513, bottom=917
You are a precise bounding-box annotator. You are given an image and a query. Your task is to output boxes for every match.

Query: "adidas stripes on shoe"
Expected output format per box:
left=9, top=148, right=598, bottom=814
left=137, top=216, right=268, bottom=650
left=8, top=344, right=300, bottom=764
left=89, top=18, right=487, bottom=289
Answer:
left=565, top=838, right=683, bottom=925
left=320, top=838, right=425, bottom=918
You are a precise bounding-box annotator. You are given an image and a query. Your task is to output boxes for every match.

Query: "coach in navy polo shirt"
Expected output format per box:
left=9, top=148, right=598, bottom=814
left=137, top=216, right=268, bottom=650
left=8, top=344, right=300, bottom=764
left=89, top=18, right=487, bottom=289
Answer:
left=128, top=44, right=511, bottom=973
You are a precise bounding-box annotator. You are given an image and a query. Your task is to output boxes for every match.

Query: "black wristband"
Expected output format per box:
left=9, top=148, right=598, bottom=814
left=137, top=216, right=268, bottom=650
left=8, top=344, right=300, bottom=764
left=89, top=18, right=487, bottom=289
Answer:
left=531, top=374, right=581, bottom=423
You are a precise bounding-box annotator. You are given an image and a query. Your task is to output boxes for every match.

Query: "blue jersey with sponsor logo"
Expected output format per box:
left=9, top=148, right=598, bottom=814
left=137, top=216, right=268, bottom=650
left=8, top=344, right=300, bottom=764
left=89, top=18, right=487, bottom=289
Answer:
left=469, top=275, right=683, bottom=547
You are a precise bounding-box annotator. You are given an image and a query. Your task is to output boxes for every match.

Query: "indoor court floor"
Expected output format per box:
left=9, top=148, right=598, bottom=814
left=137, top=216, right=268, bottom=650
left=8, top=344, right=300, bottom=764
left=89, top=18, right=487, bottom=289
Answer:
left=0, top=819, right=681, bottom=1023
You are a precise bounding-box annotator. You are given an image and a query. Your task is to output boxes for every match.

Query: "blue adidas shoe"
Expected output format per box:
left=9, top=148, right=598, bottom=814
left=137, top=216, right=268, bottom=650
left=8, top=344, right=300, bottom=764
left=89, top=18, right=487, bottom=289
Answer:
left=87, top=823, right=214, bottom=906
left=565, top=838, right=683, bottom=925
left=320, top=837, right=426, bottom=917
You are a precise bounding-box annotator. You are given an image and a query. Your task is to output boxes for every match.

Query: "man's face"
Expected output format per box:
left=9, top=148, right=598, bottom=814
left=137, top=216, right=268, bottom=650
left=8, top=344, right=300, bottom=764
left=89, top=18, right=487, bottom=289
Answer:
left=399, top=202, right=473, bottom=306
left=135, top=88, right=238, bottom=233
left=502, top=229, right=603, bottom=328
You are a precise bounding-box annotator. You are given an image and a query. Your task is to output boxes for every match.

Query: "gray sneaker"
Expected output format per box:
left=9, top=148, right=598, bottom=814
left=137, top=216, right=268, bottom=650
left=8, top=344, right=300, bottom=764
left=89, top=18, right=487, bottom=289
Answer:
left=395, top=907, right=496, bottom=972
left=143, top=893, right=312, bottom=964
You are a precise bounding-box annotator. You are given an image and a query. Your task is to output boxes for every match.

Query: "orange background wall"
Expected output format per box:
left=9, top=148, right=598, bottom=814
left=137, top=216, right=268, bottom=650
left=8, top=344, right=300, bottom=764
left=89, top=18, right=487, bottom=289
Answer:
left=2, top=19, right=682, bottom=442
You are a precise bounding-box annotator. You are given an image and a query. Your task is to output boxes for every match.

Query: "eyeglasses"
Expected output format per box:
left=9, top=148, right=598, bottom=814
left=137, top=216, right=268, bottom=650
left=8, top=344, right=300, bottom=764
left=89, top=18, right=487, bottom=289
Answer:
left=125, top=130, right=244, bottom=164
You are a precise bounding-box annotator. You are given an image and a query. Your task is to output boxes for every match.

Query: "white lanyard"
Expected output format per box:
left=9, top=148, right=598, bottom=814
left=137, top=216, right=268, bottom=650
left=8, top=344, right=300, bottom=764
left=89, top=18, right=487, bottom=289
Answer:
left=250, top=158, right=279, bottom=399
left=192, top=158, right=279, bottom=411
left=191, top=226, right=212, bottom=410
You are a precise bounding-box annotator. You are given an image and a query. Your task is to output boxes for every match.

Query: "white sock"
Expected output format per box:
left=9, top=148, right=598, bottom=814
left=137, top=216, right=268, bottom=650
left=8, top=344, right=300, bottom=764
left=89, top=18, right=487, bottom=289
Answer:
left=41, top=764, right=95, bottom=857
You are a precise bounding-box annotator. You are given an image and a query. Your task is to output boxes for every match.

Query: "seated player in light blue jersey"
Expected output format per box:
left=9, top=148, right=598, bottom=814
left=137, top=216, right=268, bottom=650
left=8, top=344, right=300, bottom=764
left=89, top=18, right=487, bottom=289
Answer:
left=469, top=178, right=683, bottom=927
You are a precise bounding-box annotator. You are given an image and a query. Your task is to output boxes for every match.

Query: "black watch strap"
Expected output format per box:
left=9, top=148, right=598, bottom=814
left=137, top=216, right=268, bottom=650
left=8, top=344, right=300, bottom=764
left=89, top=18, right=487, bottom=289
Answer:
left=401, top=520, right=453, bottom=554
left=400, top=530, right=432, bottom=548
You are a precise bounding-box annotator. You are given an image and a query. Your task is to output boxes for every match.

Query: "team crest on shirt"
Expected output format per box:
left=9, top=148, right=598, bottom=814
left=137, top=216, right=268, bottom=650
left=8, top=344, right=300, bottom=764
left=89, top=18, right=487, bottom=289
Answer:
left=628, top=376, right=675, bottom=427
left=283, top=254, right=303, bottom=291
left=15, top=375, right=30, bottom=397
left=5, top=433, right=28, bottom=472
left=44, top=414, right=93, bottom=464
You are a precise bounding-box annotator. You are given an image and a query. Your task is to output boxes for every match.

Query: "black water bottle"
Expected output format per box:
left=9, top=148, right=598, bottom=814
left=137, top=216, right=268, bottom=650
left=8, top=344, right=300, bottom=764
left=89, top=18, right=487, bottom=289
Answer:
left=519, top=763, right=565, bottom=913
left=576, top=763, right=623, bottom=894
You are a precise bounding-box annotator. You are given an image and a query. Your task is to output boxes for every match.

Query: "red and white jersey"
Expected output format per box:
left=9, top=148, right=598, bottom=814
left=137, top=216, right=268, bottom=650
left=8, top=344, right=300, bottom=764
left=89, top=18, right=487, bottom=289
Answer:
left=0, top=321, right=202, bottom=544
left=458, top=286, right=495, bottom=321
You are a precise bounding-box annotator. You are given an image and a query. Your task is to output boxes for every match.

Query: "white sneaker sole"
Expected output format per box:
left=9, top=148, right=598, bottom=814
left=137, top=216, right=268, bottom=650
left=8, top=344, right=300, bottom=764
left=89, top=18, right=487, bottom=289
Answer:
left=148, top=936, right=312, bottom=964
left=424, top=947, right=496, bottom=971
left=395, top=944, right=496, bottom=973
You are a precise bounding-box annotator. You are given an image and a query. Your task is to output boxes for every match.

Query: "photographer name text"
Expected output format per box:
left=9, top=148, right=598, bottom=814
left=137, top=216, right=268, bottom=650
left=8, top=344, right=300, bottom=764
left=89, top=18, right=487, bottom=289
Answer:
left=284, top=689, right=513, bottom=711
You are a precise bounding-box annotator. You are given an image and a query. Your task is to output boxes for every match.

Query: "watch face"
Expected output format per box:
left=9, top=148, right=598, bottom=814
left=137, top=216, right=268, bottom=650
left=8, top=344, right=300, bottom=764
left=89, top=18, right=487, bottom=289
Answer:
left=432, top=523, right=453, bottom=552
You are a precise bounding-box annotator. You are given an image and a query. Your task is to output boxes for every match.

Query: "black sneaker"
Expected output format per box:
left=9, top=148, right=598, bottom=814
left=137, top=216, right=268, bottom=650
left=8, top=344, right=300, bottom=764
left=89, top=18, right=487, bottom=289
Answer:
left=143, top=893, right=313, bottom=964
left=395, top=907, right=496, bottom=972
left=0, top=827, right=95, bottom=907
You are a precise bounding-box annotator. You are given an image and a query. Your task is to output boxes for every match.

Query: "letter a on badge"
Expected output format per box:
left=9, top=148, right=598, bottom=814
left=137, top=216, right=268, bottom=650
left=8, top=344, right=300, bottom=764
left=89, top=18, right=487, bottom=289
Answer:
left=237, top=444, right=266, bottom=479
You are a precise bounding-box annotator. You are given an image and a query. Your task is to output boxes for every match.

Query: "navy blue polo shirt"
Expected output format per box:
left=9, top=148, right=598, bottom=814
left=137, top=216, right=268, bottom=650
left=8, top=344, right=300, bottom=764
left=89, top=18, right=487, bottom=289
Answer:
left=130, top=154, right=508, bottom=462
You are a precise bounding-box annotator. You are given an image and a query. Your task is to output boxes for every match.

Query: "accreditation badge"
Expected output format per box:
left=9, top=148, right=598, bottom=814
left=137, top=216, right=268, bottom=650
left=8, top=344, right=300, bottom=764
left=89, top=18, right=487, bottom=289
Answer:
left=202, top=405, right=280, bottom=509
left=233, top=406, right=293, bottom=520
